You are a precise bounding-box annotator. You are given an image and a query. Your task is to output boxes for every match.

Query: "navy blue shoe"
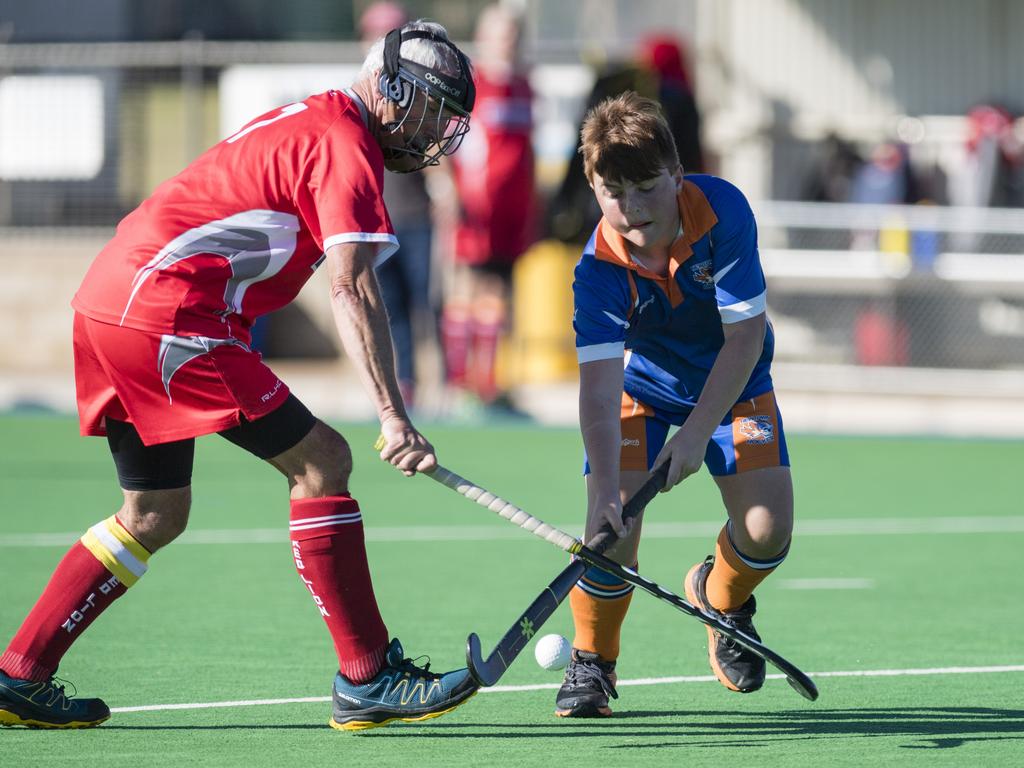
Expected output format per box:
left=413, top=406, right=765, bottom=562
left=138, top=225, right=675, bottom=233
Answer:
left=0, top=669, right=110, bottom=729
left=330, top=638, right=478, bottom=731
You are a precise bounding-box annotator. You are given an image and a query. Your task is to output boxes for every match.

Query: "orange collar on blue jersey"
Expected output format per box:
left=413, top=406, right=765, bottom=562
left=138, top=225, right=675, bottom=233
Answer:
left=593, top=180, right=719, bottom=307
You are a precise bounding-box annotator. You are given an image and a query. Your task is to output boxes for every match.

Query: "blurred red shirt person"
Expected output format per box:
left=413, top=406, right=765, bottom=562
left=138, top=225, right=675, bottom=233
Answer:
left=442, top=4, right=535, bottom=409
left=451, top=53, right=535, bottom=265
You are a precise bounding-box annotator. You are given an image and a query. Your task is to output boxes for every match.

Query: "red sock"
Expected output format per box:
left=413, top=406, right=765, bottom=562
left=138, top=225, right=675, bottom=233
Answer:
left=1, top=516, right=150, bottom=682
left=469, top=295, right=506, bottom=402
left=289, top=496, right=389, bottom=683
left=470, top=317, right=502, bottom=402
left=441, top=305, right=471, bottom=388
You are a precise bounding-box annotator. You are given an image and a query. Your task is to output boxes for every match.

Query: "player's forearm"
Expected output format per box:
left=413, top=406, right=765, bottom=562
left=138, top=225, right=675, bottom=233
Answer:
left=328, top=266, right=407, bottom=425
left=580, top=397, right=621, bottom=496
left=579, top=360, right=625, bottom=501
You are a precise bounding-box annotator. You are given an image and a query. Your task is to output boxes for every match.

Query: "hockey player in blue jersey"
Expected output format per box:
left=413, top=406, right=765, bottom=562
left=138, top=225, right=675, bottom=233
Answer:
left=556, top=91, right=794, bottom=717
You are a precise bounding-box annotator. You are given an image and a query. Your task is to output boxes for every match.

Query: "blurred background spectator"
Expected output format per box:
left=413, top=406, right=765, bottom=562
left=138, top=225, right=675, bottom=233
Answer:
left=801, top=132, right=864, bottom=204
left=546, top=31, right=704, bottom=245
left=3, top=0, right=1024, bottom=430
left=544, top=58, right=654, bottom=245
left=637, top=33, right=704, bottom=175
left=954, top=103, right=1024, bottom=209
left=848, top=141, right=921, bottom=206
left=442, top=3, right=536, bottom=414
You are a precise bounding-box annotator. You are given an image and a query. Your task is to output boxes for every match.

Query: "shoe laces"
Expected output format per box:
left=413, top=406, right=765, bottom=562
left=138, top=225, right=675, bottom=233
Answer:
left=564, top=656, right=618, bottom=700
left=396, top=654, right=440, bottom=680
left=716, top=598, right=759, bottom=648
left=43, top=676, right=76, bottom=704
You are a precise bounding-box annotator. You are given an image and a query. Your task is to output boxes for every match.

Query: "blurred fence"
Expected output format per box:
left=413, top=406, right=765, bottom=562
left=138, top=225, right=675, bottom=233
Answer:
left=0, top=40, right=368, bottom=227
left=506, top=198, right=1024, bottom=404
left=756, top=201, right=1024, bottom=372
left=1, top=40, right=1023, bottom=388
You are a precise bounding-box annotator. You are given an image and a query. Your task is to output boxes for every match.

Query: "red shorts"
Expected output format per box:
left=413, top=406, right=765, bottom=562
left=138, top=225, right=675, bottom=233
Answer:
left=73, top=313, right=291, bottom=446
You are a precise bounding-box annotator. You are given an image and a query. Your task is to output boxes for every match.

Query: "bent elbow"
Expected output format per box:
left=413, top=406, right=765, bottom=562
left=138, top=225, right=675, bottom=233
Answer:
left=329, top=276, right=361, bottom=304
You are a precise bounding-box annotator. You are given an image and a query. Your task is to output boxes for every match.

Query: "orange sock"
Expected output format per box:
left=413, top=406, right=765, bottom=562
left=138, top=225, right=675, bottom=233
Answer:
left=705, top=524, right=789, bottom=612
left=569, top=564, right=635, bottom=661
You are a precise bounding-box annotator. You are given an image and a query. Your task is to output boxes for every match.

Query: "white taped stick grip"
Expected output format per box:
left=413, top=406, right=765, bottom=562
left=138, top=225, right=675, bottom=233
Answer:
left=429, top=466, right=580, bottom=552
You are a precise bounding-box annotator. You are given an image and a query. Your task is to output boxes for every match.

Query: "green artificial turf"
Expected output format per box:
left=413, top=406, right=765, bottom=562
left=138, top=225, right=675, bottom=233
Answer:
left=2, top=416, right=1022, bottom=766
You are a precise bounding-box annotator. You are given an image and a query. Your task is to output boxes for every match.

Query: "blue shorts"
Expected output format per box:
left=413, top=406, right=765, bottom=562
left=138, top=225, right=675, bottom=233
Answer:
left=585, top=390, right=790, bottom=477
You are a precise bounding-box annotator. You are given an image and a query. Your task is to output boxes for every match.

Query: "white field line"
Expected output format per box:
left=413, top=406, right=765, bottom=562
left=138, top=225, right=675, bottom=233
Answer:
left=777, top=578, right=875, bottom=590
left=110, top=665, right=1024, bottom=714
left=3, top=516, right=1024, bottom=547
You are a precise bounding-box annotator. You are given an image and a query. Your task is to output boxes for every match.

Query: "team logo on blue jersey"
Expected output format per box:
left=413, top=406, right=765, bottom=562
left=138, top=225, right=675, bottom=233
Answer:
left=690, top=260, right=715, bottom=289
left=739, top=415, right=774, bottom=445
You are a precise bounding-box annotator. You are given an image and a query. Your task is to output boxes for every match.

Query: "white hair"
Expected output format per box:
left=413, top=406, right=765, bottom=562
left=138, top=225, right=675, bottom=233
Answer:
left=358, top=20, right=465, bottom=81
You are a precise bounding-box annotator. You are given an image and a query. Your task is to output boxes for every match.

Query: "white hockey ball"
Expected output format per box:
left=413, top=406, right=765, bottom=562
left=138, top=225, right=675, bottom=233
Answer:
left=534, top=633, right=572, bottom=671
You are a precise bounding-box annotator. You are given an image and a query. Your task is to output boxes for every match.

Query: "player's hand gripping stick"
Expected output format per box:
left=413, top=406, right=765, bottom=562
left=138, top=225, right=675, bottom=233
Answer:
left=460, top=464, right=668, bottom=686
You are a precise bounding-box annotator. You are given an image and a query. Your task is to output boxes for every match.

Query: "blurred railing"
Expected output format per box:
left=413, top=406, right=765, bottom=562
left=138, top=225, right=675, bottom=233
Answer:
left=1, top=40, right=1022, bottom=386
left=753, top=201, right=1024, bottom=373
left=0, top=40, right=372, bottom=227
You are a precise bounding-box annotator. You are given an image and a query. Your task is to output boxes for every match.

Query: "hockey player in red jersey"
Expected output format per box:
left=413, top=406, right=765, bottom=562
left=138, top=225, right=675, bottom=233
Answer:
left=0, top=21, right=479, bottom=731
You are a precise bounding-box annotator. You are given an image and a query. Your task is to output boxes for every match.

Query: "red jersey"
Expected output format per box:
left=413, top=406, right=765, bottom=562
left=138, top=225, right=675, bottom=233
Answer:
left=73, top=90, right=397, bottom=344
left=452, top=69, right=535, bottom=265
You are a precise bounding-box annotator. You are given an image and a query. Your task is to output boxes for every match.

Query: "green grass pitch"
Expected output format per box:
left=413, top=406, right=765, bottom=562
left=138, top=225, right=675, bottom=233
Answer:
left=1, top=414, right=1022, bottom=766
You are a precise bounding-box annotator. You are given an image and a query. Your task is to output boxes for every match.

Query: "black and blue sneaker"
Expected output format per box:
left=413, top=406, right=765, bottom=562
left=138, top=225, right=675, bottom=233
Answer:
left=330, top=638, right=478, bottom=731
left=0, top=669, right=110, bottom=729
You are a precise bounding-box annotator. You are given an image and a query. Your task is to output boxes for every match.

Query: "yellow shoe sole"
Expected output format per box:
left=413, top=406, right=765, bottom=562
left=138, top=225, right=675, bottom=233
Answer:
left=0, top=708, right=110, bottom=729
left=329, top=689, right=477, bottom=731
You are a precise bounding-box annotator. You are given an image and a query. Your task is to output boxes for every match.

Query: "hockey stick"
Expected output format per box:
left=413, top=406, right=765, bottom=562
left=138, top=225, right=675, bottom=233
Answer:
left=425, top=463, right=819, bottom=702
left=464, top=464, right=668, bottom=687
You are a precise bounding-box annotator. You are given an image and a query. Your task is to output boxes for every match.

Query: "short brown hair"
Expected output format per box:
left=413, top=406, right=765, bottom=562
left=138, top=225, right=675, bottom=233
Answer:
left=580, top=91, right=679, bottom=184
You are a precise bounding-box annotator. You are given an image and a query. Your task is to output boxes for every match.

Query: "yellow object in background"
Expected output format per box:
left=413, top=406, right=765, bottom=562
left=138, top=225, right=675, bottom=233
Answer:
left=878, top=215, right=912, bottom=275
left=879, top=216, right=909, bottom=255
left=503, top=240, right=579, bottom=386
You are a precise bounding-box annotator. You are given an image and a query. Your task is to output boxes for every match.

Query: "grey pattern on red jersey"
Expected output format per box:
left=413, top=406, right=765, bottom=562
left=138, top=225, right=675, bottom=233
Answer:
left=120, top=210, right=300, bottom=326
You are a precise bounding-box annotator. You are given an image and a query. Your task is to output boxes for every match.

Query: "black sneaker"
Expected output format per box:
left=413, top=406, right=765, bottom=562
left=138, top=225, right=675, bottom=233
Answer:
left=0, top=670, right=110, bottom=729
left=330, top=638, right=478, bottom=731
left=554, top=649, right=618, bottom=717
left=685, top=556, right=766, bottom=693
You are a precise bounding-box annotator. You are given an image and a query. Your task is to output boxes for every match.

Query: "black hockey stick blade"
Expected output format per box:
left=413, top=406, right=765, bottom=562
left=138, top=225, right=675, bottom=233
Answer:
left=466, top=464, right=669, bottom=686
left=467, top=559, right=586, bottom=686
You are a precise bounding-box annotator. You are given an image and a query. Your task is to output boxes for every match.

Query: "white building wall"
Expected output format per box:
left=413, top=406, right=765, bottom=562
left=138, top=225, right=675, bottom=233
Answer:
left=694, top=0, right=1024, bottom=199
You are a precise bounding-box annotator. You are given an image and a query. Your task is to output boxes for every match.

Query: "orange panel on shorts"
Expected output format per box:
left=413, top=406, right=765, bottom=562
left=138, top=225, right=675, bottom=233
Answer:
left=731, top=391, right=782, bottom=473
left=619, top=393, right=654, bottom=471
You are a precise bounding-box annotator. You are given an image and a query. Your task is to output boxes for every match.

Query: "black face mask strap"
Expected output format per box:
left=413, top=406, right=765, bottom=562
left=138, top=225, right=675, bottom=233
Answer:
left=381, top=28, right=405, bottom=102
left=383, top=29, right=403, bottom=78
left=381, top=28, right=474, bottom=112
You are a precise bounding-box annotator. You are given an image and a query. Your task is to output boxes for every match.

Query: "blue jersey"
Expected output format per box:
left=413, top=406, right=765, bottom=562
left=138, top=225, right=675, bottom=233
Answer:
left=573, top=174, right=774, bottom=414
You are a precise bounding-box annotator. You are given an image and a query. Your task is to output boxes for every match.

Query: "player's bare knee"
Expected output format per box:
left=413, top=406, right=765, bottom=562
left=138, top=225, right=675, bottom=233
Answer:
left=119, top=487, right=191, bottom=551
left=737, top=504, right=792, bottom=556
